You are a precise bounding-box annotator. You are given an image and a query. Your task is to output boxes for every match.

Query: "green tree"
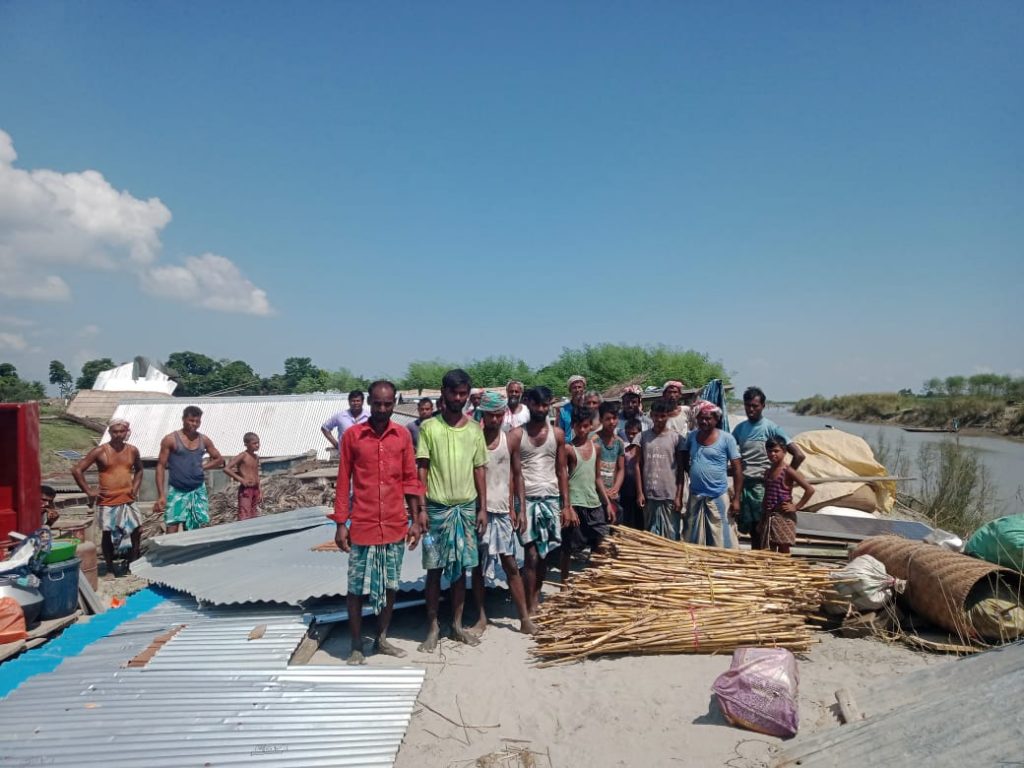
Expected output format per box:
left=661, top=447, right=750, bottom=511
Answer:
left=401, top=360, right=456, bottom=392
left=294, top=370, right=331, bottom=394
left=534, top=344, right=728, bottom=396
left=0, top=363, right=46, bottom=402
left=283, top=357, right=320, bottom=391
left=48, top=360, right=74, bottom=398
left=922, top=377, right=943, bottom=396
left=463, top=356, right=533, bottom=388
left=76, top=358, right=116, bottom=390
left=322, top=368, right=370, bottom=392
left=209, top=360, right=260, bottom=395
left=943, top=376, right=966, bottom=397
left=165, top=351, right=222, bottom=396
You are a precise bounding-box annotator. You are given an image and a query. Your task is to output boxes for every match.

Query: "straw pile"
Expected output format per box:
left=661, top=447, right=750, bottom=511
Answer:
left=532, top=527, right=832, bottom=664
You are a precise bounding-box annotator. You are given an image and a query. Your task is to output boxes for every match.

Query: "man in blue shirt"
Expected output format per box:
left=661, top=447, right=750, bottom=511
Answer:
left=321, top=390, right=369, bottom=452
left=557, top=375, right=587, bottom=440
left=732, top=386, right=806, bottom=547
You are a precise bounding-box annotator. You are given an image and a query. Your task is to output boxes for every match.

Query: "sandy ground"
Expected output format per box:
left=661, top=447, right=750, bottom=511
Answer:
left=311, top=586, right=940, bottom=768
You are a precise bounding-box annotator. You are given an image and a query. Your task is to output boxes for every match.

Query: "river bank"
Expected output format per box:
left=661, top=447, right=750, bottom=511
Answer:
left=792, top=393, right=1024, bottom=439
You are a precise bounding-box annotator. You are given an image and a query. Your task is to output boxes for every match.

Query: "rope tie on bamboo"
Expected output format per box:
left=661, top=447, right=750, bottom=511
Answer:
left=689, top=606, right=700, bottom=651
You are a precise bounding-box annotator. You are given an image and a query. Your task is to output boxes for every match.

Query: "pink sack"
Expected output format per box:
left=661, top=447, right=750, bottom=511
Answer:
left=712, top=647, right=799, bottom=738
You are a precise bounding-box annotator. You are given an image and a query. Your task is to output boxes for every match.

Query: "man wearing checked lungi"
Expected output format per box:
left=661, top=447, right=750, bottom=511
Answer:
left=333, top=380, right=424, bottom=665
left=416, top=368, right=489, bottom=653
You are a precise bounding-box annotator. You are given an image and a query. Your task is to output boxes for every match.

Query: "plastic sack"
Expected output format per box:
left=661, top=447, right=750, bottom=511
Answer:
left=0, top=597, right=28, bottom=644
left=966, top=579, right=1024, bottom=641
left=924, top=528, right=964, bottom=552
left=830, top=555, right=905, bottom=610
left=712, top=647, right=799, bottom=738
left=964, top=515, right=1024, bottom=572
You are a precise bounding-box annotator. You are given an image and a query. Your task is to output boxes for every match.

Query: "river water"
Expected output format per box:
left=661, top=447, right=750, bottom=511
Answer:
left=747, top=407, right=1024, bottom=516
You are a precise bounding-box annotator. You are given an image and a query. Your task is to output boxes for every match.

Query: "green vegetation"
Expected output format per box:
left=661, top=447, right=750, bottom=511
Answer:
left=870, top=432, right=996, bottom=538
left=0, top=363, right=46, bottom=403
left=795, top=382, right=1023, bottom=438
left=39, top=418, right=99, bottom=476
left=59, top=344, right=729, bottom=399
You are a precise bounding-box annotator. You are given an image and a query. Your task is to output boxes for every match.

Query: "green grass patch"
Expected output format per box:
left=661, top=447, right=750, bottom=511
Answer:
left=39, top=419, right=101, bottom=476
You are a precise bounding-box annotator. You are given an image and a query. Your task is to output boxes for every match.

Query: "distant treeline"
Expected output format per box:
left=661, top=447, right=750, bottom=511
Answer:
left=919, top=374, right=1024, bottom=400
left=794, top=385, right=1024, bottom=437
left=7, top=343, right=729, bottom=401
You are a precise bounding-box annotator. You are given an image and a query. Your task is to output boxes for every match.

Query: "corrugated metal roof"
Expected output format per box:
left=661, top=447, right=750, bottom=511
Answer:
left=106, top=394, right=414, bottom=460
left=774, top=641, right=1024, bottom=767
left=133, top=518, right=517, bottom=605
left=0, top=590, right=426, bottom=767
left=146, top=505, right=330, bottom=551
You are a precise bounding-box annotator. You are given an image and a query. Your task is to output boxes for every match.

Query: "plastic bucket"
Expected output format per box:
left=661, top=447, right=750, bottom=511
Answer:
left=39, top=557, right=80, bottom=620
left=43, top=538, right=80, bottom=565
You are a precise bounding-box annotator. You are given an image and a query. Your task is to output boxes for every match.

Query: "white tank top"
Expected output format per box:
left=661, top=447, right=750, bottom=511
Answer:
left=485, top=431, right=511, bottom=514
left=520, top=425, right=558, bottom=497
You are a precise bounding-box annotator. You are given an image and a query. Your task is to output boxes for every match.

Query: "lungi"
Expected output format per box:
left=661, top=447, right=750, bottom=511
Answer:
left=685, top=493, right=740, bottom=550
left=99, top=503, right=141, bottom=552
left=348, top=541, right=405, bottom=614
left=164, top=485, right=209, bottom=531
left=237, top=485, right=262, bottom=520
left=422, top=500, right=479, bottom=582
left=478, top=511, right=516, bottom=581
left=517, top=495, right=562, bottom=558
left=644, top=498, right=681, bottom=541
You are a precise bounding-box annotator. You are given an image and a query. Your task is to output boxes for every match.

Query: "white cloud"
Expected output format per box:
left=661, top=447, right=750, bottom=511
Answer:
left=142, top=253, right=272, bottom=316
left=0, top=129, right=272, bottom=315
left=0, top=332, right=28, bottom=351
left=0, top=315, right=35, bottom=328
left=78, top=324, right=100, bottom=338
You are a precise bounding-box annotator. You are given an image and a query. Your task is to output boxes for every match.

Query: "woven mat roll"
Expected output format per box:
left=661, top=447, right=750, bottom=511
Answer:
left=852, top=535, right=1020, bottom=641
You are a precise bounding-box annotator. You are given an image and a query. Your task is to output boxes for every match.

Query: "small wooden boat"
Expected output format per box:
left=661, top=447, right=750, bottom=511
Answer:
left=902, top=426, right=958, bottom=433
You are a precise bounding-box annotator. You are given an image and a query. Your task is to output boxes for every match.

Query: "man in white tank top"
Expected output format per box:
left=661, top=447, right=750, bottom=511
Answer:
left=515, top=386, right=571, bottom=615
left=468, top=392, right=536, bottom=636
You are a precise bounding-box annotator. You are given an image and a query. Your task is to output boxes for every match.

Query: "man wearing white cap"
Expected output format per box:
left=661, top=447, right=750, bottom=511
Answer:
left=663, top=380, right=692, bottom=435
left=72, top=419, right=145, bottom=575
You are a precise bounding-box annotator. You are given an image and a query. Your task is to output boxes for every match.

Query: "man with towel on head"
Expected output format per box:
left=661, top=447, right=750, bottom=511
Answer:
left=682, top=400, right=743, bottom=549
left=469, top=391, right=535, bottom=636
left=662, top=380, right=692, bottom=434
left=72, top=418, right=145, bottom=575
left=416, top=369, right=489, bottom=652
left=558, top=374, right=588, bottom=440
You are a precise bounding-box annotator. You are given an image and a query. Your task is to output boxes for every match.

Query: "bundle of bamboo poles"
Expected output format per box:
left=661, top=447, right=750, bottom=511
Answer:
left=532, top=526, right=833, bottom=664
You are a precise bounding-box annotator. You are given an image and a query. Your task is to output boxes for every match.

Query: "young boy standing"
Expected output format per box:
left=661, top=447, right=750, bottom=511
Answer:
left=561, top=406, right=613, bottom=585
left=593, top=402, right=625, bottom=524
left=619, top=418, right=643, bottom=529
left=636, top=399, right=686, bottom=540
left=760, top=437, right=815, bottom=553
left=224, top=432, right=262, bottom=520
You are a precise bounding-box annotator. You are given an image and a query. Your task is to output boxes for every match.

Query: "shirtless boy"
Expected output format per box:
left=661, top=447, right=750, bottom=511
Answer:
left=224, top=432, right=262, bottom=520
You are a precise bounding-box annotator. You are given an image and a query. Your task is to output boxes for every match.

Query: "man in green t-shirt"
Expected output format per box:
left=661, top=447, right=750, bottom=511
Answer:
left=416, top=368, right=488, bottom=652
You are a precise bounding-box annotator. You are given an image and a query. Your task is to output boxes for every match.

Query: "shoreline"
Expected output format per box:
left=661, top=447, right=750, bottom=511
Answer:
left=789, top=394, right=1023, bottom=441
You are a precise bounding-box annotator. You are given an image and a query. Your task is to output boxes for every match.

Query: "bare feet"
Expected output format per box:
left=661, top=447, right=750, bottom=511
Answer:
left=450, top=624, right=481, bottom=646
left=374, top=637, right=406, bottom=658
left=467, top=616, right=488, bottom=637
left=418, top=624, right=440, bottom=653
left=519, top=617, right=538, bottom=635
left=347, top=650, right=366, bottom=666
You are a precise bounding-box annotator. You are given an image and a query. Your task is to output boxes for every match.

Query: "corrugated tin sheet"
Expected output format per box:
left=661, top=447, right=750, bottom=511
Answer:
left=133, top=517, right=516, bottom=605
left=106, top=394, right=413, bottom=460
left=145, top=506, right=331, bottom=552
left=0, top=590, right=425, bottom=767
left=774, top=641, right=1024, bottom=767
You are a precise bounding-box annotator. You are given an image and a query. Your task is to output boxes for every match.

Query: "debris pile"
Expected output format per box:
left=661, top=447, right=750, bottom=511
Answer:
left=140, top=474, right=335, bottom=539
left=531, top=527, right=832, bottom=664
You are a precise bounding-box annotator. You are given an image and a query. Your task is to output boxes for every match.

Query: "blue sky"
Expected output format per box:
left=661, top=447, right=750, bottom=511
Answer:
left=1, top=1, right=1021, bottom=399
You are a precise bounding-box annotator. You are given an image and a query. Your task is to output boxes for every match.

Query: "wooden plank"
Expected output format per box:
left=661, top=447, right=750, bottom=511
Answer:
left=835, top=688, right=863, bottom=724
left=0, top=639, right=27, bottom=663
left=289, top=621, right=336, bottom=665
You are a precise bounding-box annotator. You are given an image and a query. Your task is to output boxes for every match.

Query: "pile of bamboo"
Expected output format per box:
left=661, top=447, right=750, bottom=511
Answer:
left=532, top=527, right=833, bottom=664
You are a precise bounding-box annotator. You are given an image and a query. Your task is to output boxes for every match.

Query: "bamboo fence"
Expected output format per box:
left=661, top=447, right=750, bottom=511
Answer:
left=531, top=527, right=833, bottom=664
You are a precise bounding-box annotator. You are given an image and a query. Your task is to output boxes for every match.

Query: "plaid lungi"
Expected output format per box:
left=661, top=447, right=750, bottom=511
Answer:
left=517, top=496, right=562, bottom=558
left=348, top=541, right=405, bottom=614
left=422, top=500, right=479, bottom=583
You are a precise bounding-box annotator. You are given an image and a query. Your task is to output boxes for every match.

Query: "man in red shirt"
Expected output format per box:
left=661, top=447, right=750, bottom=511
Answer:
left=333, top=379, right=423, bottom=665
